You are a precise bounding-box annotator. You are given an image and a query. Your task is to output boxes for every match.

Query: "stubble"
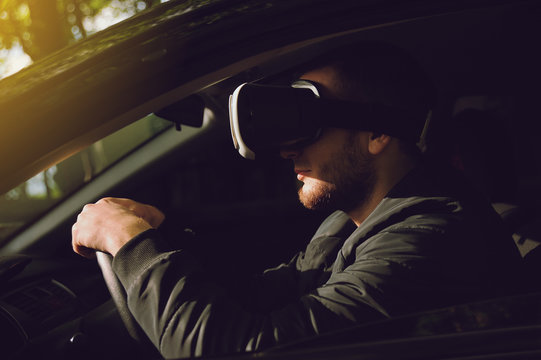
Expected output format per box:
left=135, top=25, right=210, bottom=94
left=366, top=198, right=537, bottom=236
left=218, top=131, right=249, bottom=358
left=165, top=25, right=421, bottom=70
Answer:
left=298, top=133, right=375, bottom=213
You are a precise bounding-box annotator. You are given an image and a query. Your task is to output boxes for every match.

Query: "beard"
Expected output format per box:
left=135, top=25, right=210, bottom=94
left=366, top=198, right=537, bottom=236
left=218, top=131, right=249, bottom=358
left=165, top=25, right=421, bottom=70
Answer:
left=298, top=133, right=375, bottom=213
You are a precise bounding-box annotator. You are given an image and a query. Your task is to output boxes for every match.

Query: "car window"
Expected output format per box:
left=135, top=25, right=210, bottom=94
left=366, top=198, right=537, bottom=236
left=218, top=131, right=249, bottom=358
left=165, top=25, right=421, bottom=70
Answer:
left=0, top=0, right=170, bottom=79
left=0, top=114, right=171, bottom=244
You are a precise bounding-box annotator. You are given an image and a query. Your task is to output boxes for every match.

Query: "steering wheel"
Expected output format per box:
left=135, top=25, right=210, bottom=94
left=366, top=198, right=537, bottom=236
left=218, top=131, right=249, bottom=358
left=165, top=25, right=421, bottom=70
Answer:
left=95, top=251, right=146, bottom=342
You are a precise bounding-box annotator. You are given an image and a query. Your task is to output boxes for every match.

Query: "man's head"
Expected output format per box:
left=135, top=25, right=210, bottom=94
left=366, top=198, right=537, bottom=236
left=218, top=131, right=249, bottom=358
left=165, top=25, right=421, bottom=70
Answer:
left=280, top=42, right=435, bottom=221
left=295, top=42, right=436, bottom=153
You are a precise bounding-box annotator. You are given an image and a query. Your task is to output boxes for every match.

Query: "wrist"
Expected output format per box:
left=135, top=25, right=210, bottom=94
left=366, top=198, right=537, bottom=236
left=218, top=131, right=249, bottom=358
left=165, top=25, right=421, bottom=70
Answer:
left=109, top=220, right=153, bottom=256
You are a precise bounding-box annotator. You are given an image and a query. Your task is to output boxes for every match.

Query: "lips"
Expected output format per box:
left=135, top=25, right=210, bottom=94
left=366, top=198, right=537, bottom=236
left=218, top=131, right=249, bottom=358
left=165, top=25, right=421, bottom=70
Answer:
left=294, top=169, right=310, bottom=181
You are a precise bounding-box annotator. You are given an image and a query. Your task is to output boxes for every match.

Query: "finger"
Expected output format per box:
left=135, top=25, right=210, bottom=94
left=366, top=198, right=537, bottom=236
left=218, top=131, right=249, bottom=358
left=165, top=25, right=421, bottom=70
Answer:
left=72, top=228, right=91, bottom=258
left=73, top=243, right=97, bottom=259
left=144, top=205, right=165, bottom=228
left=101, top=198, right=145, bottom=217
left=80, top=203, right=96, bottom=216
left=101, top=197, right=137, bottom=209
left=72, top=211, right=100, bottom=258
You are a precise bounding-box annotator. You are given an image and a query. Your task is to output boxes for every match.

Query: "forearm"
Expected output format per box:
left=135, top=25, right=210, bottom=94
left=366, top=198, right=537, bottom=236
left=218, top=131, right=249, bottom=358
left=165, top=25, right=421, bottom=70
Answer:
left=111, top=231, right=369, bottom=358
left=111, top=231, right=282, bottom=357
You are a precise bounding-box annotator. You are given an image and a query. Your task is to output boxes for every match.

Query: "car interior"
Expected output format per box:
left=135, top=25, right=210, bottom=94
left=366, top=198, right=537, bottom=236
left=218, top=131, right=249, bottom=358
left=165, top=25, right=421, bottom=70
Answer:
left=1, top=1, right=541, bottom=359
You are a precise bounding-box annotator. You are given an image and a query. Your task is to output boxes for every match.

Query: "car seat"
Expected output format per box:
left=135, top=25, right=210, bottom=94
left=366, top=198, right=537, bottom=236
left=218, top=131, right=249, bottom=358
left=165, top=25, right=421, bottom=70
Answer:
left=447, top=106, right=541, bottom=290
left=448, top=106, right=540, bottom=256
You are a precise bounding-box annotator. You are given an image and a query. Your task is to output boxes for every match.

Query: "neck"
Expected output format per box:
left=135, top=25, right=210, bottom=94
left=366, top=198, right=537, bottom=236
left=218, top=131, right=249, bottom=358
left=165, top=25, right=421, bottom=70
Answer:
left=347, top=151, right=418, bottom=226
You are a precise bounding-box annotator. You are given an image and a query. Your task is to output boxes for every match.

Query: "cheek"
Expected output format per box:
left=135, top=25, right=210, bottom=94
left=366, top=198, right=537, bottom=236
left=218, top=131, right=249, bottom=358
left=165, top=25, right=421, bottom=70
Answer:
left=314, top=156, right=342, bottom=183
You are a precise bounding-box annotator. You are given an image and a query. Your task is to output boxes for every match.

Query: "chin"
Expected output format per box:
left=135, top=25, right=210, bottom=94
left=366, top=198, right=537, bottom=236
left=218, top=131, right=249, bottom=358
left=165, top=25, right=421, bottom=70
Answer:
left=298, top=180, right=335, bottom=211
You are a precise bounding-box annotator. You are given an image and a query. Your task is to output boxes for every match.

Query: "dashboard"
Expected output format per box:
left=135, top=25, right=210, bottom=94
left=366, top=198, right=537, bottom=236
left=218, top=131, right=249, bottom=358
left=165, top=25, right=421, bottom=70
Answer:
left=0, top=256, right=157, bottom=359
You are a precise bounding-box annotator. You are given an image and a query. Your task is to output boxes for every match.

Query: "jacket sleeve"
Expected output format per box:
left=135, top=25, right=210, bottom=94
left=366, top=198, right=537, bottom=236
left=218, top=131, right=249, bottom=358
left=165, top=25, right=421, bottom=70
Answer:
left=112, top=224, right=447, bottom=359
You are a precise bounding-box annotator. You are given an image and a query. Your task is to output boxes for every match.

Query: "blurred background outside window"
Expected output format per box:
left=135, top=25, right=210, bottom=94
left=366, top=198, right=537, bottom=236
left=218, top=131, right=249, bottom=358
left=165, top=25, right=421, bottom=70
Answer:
left=0, top=0, right=169, bottom=79
left=0, top=0, right=171, bottom=241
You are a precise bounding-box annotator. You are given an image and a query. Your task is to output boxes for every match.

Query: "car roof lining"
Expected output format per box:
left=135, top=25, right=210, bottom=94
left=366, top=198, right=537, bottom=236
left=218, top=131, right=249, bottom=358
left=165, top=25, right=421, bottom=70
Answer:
left=213, top=1, right=539, bottom=96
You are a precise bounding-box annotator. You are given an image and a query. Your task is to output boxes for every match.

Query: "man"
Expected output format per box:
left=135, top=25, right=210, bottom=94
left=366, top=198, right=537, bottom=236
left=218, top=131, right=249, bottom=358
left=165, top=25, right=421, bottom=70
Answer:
left=72, top=42, right=525, bottom=358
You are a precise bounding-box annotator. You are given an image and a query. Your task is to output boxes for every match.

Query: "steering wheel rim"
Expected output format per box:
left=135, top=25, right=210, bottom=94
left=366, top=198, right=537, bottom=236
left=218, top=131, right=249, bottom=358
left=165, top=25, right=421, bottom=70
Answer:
left=95, top=251, right=146, bottom=342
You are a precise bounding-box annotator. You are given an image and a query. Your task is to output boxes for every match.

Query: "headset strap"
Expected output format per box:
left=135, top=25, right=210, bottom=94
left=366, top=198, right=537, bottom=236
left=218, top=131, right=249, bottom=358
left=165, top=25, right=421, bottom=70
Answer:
left=315, top=98, right=426, bottom=144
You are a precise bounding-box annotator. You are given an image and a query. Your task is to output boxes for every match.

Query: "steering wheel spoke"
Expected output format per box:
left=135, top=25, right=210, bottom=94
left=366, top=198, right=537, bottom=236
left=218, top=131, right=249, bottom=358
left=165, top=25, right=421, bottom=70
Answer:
left=96, top=251, right=147, bottom=342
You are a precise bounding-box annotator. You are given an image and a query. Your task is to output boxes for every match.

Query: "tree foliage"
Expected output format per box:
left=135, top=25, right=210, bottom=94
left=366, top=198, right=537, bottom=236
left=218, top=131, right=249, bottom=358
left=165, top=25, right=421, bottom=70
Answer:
left=0, top=0, right=163, bottom=61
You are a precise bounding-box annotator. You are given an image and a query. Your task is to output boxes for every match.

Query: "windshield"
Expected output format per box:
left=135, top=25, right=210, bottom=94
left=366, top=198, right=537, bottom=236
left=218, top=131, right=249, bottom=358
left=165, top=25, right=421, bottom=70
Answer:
left=0, top=114, right=171, bottom=244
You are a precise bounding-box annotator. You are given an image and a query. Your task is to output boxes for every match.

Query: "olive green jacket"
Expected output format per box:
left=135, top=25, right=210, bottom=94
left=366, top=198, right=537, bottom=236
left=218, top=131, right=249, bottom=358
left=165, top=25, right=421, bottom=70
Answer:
left=113, top=165, right=524, bottom=359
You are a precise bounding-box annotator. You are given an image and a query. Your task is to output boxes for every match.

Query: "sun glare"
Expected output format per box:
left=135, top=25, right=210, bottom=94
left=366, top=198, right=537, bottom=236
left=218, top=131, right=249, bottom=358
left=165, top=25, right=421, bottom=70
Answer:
left=0, top=42, right=32, bottom=79
left=1, top=0, right=169, bottom=79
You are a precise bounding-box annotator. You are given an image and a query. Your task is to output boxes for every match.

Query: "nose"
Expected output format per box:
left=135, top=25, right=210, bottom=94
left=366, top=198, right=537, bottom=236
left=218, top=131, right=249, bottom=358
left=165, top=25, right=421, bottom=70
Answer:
left=280, top=147, right=301, bottom=160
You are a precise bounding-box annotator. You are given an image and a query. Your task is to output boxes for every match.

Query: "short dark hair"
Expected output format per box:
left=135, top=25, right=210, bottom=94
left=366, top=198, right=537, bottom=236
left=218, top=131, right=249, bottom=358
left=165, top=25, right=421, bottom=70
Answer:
left=299, top=41, right=436, bottom=156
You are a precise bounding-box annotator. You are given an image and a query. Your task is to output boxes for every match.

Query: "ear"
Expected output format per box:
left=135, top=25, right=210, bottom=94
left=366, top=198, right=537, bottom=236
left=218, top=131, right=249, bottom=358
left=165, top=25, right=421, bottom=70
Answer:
left=368, top=133, right=391, bottom=155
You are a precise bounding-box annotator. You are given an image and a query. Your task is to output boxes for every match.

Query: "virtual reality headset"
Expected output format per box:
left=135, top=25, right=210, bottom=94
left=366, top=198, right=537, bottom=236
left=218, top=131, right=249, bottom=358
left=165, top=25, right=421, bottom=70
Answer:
left=229, top=79, right=429, bottom=160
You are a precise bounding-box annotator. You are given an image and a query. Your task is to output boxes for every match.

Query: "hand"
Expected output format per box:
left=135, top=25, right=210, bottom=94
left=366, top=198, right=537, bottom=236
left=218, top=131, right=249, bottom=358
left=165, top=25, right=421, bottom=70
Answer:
left=103, top=197, right=165, bottom=228
left=72, top=197, right=165, bottom=258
